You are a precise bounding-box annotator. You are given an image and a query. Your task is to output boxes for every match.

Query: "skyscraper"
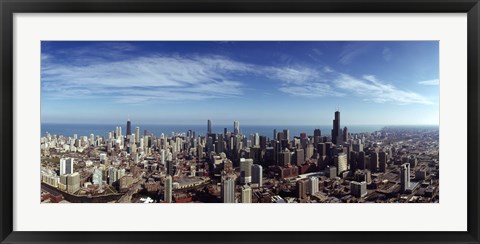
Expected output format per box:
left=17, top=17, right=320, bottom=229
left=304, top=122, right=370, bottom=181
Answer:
left=283, top=129, right=290, bottom=141
left=343, top=126, right=348, bottom=142
left=331, top=110, right=341, bottom=145
left=234, top=121, right=240, bottom=135
left=207, top=119, right=212, bottom=134
left=308, top=176, right=319, bottom=195
left=240, top=158, right=253, bottom=184
left=222, top=177, right=235, bottom=203
left=60, top=157, right=73, bottom=176
left=241, top=186, right=252, bottom=203
left=135, top=126, right=140, bottom=144
left=126, top=119, right=132, bottom=141
left=370, top=151, right=378, bottom=173
left=400, top=163, right=410, bottom=192
left=251, top=164, right=263, bottom=187
left=164, top=175, right=172, bottom=203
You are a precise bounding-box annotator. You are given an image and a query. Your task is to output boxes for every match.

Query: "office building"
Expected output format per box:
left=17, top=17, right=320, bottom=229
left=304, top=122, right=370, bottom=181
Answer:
left=66, top=172, right=80, bottom=194
left=165, top=175, right=172, bottom=203
left=296, top=179, right=307, bottom=199
left=222, top=177, right=235, bottom=203
left=350, top=181, right=367, bottom=197
left=335, top=153, right=348, bottom=175
left=251, top=164, right=263, bottom=187
left=126, top=119, right=132, bottom=142
left=379, top=151, right=387, bottom=172
left=370, top=151, right=378, bottom=173
left=331, top=110, right=341, bottom=145
left=241, top=186, right=252, bottom=203
left=60, top=157, right=74, bottom=176
left=240, top=158, right=253, bottom=184
left=234, top=121, right=240, bottom=135
left=308, top=176, right=319, bottom=195
left=92, top=168, right=103, bottom=186
left=400, top=163, right=410, bottom=192
left=207, top=119, right=212, bottom=134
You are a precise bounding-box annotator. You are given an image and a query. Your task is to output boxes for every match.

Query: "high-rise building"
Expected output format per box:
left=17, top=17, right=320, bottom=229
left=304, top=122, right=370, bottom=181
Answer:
left=349, top=151, right=358, bottom=172
left=294, top=148, right=305, bottom=165
left=60, top=157, right=74, bottom=176
left=350, top=181, right=367, bottom=197
left=135, top=127, right=140, bottom=144
left=370, top=152, right=378, bottom=173
left=400, top=163, right=410, bottom=192
left=332, top=110, right=341, bottom=145
left=92, top=168, right=103, bottom=186
left=379, top=151, right=387, bottom=172
left=207, top=120, right=212, bottom=134
left=241, top=186, right=252, bottom=203
left=283, top=129, right=290, bottom=141
left=343, top=126, right=348, bottom=142
left=317, top=143, right=326, bottom=157
left=296, top=179, right=307, bottom=199
left=358, top=151, right=366, bottom=169
left=222, top=177, right=235, bottom=203
left=166, top=161, right=175, bottom=176
left=251, top=164, right=263, bottom=186
left=164, top=175, right=172, bottom=203
left=240, top=158, right=253, bottom=184
left=126, top=119, right=132, bottom=142
left=308, top=176, right=319, bottom=195
left=66, top=172, right=80, bottom=194
left=234, top=121, right=240, bottom=135
left=335, top=153, right=348, bottom=175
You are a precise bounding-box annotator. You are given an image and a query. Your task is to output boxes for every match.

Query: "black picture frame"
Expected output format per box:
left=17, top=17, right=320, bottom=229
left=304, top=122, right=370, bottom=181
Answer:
left=1, top=0, right=479, bottom=243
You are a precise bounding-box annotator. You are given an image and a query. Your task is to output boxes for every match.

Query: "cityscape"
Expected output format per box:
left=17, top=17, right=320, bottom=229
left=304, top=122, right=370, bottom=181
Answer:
left=40, top=111, right=439, bottom=203
left=40, top=41, right=439, bottom=203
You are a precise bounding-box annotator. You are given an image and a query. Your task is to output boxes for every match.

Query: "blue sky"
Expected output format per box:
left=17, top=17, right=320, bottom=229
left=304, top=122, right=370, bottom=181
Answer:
left=41, top=41, right=439, bottom=125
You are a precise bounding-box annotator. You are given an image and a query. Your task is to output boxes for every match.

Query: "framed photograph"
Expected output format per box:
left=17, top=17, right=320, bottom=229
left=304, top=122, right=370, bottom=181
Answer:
left=1, top=0, right=479, bottom=243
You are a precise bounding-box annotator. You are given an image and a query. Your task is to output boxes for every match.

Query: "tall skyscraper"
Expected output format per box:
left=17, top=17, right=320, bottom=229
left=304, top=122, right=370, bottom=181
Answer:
left=370, top=151, right=378, bottom=173
left=400, top=163, right=410, bottom=192
left=331, top=110, right=341, bottom=145
left=251, top=164, right=263, bottom=186
left=135, top=126, right=140, bottom=144
left=379, top=151, right=387, bottom=172
left=164, top=175, right=172, bottom=203
left=222, top=177, right=235, bottom=203
left=234, top=121, right=240, bottom=135
left=92, top=168, right=103, bottom=186
left=343, top=126, right=348, bottom=142
left=60, top=157, right=74, bottom=176
left=207, top=119, right=212, bottom=134
left=335, top=153, right=348, bottom=175
left=126, top=119, right=132, bottom=142
left=283, top=129, right=290, bottom=141
left=240, top=158, right=253, bottom=184
left=308, top=176, right=319, bottom=195
left=296, top=179, right=307, bottom=199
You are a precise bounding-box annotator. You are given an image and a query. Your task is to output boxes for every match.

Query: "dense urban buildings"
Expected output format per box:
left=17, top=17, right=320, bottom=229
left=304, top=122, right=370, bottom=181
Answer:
left=40, top=110, right=439, bottom=203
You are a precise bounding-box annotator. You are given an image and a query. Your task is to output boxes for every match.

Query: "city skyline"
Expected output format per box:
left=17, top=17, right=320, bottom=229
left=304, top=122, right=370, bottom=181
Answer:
left=41, top=41, right=439, bottom=125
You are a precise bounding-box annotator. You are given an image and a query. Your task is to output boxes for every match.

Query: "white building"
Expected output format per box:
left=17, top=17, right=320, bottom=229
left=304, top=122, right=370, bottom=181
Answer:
left=60, top=157, right=74, bottom=176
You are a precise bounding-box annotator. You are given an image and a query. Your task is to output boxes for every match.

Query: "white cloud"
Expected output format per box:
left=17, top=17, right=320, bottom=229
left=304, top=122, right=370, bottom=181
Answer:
left=278, top=83, right=344, bottom=97
left=335, top=74, right=433, bottom=105
left=418, top=79, right=439, bottom=85
left=338, top=43, right=369, bottom=64
left=42, top=55, right=247, bottom=102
